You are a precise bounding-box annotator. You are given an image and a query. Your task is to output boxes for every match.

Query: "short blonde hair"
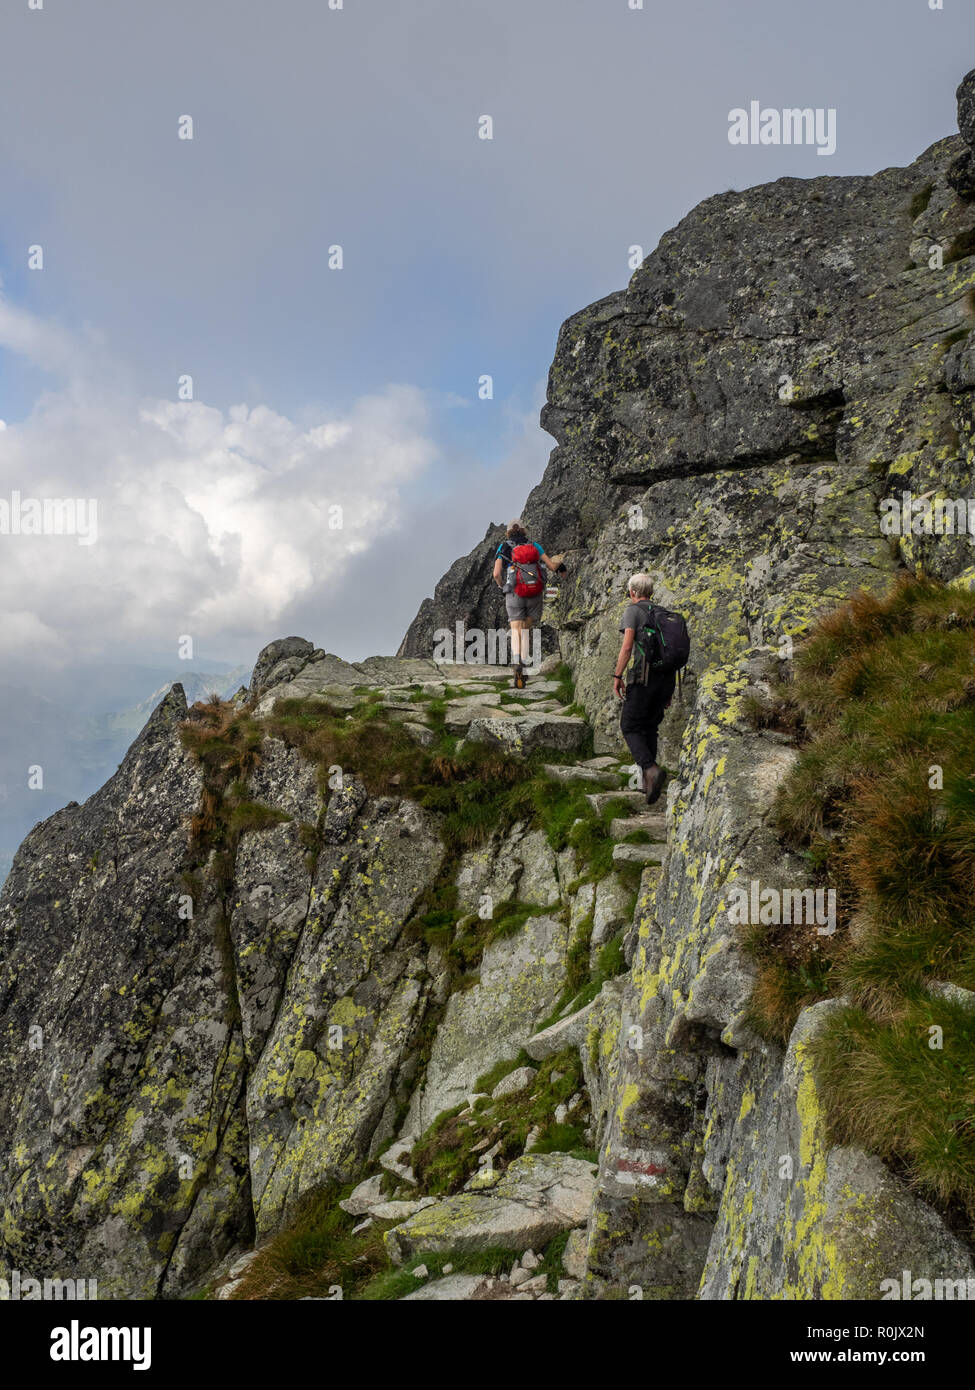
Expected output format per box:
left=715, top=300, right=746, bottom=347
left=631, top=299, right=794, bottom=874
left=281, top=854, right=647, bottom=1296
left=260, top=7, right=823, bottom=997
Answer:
left=628, top=573, right=655, bottom=599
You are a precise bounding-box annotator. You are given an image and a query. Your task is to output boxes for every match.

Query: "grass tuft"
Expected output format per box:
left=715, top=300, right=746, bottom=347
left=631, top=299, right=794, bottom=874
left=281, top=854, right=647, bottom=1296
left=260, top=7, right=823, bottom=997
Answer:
left=743, top=575, right=975, bottom=1225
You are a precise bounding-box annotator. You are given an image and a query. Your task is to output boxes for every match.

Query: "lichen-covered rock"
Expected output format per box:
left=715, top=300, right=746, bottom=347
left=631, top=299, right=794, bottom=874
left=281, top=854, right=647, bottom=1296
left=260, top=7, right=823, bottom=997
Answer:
left=249, top=636, right=316, bottom=698
left=525, top=996, right=600, bottom=1062
left=384, top=1153, right=598, bottom=1264
left=246, top=796, right=444, bottom=1232
left=698, top=1002, right=975, bottom=1299
left=466, top=713, right=589, bottom=756
left=404, top=909, right=570, bottom=1136
left=0, top=690, right=445, bottom=1289
left=454, top=821, right=565, bottom=916
left=580, top=977, right=625, bottom=1142
left=957, top=68, right=975, bottom=150
left=0, top=686, right=249, bottom=1298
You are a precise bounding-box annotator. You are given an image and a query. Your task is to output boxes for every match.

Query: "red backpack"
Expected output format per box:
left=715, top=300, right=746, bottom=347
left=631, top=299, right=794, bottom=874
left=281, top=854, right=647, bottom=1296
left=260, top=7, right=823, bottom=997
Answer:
left=509, top=544, right=544, bottom=598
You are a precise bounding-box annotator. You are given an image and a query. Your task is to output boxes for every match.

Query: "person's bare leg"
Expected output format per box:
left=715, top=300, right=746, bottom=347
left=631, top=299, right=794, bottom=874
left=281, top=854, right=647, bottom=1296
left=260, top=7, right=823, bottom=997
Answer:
left=522, top=619, right=535, bottom=677
left=510, top=621, right=525, bottom=686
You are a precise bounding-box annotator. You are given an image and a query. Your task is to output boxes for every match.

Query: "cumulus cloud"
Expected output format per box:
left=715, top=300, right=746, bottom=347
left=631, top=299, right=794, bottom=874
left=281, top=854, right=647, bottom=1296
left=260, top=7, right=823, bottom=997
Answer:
left=0, top=295, right=441, bottom=668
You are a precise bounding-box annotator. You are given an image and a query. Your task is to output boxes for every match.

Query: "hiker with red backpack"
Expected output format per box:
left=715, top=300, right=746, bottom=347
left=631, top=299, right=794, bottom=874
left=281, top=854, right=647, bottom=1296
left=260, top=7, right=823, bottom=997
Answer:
left=613, top=574, right=690, bottom=804
left=492, top=520, right=567, bottom=688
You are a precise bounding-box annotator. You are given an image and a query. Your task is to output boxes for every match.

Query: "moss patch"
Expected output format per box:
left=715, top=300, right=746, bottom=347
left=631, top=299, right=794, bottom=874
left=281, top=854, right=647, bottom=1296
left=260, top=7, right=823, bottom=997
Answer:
left=409, top=1047, right=587, bottom=1196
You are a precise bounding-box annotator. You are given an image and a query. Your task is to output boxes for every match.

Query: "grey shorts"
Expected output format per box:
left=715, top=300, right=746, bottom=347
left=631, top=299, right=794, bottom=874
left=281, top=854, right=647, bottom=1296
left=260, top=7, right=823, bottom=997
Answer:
left=505, top=593, right=543, bottom=622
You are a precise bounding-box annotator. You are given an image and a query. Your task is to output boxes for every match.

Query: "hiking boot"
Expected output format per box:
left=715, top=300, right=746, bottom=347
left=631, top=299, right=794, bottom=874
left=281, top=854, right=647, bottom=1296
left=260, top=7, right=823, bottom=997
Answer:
left=513, top=666, right=526, bottom=690
left=643, top=763, right=666, bottom=805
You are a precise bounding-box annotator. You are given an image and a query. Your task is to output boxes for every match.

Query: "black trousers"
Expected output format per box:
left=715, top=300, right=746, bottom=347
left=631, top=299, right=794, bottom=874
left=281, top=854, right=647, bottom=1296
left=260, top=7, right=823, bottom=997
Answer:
left=620, top=673, right=675, bottom=769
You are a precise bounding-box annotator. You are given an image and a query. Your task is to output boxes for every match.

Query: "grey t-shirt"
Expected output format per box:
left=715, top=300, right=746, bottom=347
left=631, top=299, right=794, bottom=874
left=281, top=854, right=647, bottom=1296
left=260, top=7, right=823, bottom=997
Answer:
left=619, top=601, right=654, bottom=683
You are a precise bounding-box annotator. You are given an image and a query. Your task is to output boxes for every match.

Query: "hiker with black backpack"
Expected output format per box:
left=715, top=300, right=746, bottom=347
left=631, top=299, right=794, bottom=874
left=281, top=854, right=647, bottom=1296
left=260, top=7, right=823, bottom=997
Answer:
left=613, top=574, right=690, bottom=804
left=492, top=520, right=567, bottom=688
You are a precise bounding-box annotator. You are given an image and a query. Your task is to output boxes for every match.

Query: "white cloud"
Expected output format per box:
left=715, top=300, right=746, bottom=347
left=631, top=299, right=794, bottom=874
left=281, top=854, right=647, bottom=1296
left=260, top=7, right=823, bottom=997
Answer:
left=0, top=295, right=440, bottom=668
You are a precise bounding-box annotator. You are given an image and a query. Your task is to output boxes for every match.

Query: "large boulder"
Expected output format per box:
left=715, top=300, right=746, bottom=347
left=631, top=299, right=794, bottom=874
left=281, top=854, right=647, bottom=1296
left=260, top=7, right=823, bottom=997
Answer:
left=249, top=636, right=316, bottom=698
left=466, top=713, right=589, bottom=756
left=384, top=1153, right=598, bottom=1263
left=699, top=1001, right=975, bottom=1299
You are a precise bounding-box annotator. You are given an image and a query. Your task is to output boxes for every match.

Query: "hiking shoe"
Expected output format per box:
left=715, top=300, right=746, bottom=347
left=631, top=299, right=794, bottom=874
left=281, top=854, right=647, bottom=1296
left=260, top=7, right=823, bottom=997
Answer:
left=513, top=666, right=526, bottom=690
left=643, top=764, right=666, bottom=805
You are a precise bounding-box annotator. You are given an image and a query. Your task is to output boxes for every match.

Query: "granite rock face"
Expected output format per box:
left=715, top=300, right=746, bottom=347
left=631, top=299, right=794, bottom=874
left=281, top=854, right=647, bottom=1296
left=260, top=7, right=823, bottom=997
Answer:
left=397, top=71, right=975, bottom=1298
left=0, top=686, right=250, bottom=1299
left=403, top=104, right=975, bottom=761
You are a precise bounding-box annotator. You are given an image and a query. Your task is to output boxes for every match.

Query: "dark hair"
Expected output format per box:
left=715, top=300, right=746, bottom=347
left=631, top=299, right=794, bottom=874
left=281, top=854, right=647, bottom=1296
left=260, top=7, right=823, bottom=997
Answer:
left=506, top=518, right=528, bottom=540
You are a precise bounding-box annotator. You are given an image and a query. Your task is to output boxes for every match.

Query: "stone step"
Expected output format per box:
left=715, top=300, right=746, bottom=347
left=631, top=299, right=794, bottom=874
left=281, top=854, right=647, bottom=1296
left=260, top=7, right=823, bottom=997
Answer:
left=384, top=1153, right=597, bottom=1265
left=612, top=842, right=666, bottom=865
left=511, top=679, right=562, bottom=695
left=543, top=764, right=618, bottom=785
left=501, top=687, right=557, bottom=703
left=468, top=714, right=589, bottom=756
left=445, top=705, right=512, bottom=733
left=434, top=663, right=514, bottom=683
left=445, top=692, right=504, bottom=709
left=610, top=814, right=667, bottom=841
left=584, top=790, right=646, bottom=814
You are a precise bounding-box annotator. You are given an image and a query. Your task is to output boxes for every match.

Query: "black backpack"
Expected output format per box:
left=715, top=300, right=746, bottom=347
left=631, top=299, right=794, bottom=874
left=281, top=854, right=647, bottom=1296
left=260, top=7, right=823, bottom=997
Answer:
left=633, top=604, right=691, bottom=683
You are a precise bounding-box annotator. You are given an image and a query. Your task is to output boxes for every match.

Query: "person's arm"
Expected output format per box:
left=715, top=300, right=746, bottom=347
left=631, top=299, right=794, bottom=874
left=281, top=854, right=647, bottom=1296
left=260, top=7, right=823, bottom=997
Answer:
left=613, top=628, right=635, bottom=701
left=539, top=551, right=567, bottom=574
left=493, top=556, right=504, bottom=587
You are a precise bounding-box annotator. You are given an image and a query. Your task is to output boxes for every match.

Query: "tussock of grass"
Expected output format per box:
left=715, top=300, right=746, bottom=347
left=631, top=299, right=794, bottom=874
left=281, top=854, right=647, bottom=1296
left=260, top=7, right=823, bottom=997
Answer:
left=944, top=227, right=975, bottom=265
left=909, top=183, right=934, bottom=220
left=227, top=800, right=290, bottom=834
left=229, top=1184, right=390, bottom=1300
left=553, top=662, right=576, bottom=708
left=746, top=575, right=975, bottom=1223
left=740, top=688, right=804, bottom=738
left=813, top=992, right=975, bottom=1215
left=180, top=701, right=265, bottom=857
left=741, top=921, right=835, bottom=1048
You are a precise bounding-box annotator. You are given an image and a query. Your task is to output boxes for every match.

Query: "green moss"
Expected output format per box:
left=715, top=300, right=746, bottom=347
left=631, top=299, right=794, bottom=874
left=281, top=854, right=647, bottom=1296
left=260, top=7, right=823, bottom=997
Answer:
left=357, top=1245, right=514, bottom=1300
left=537, top=1230, right=570, bottom=1293
left=410, top=1047, right=587, bottom=1196
left=227, top=801, right=290, bottom=834
left=474, top=1050, right=534, bottom=1094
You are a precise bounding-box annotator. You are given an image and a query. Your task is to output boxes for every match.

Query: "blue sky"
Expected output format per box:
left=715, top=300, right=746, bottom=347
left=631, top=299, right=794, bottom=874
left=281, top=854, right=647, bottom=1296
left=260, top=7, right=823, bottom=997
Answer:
left=0, top=0, right=973, bottom=685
